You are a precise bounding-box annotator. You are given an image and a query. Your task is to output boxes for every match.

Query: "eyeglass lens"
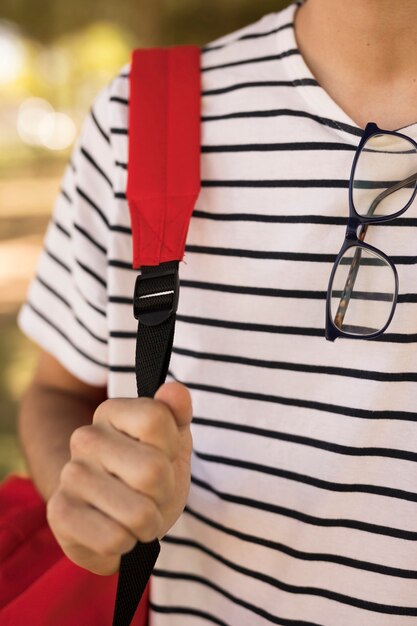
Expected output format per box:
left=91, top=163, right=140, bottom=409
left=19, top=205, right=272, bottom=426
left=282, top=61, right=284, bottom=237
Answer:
left=352, top=133, right=417, bottom=218
left=331, top=245, right=395, bottom=336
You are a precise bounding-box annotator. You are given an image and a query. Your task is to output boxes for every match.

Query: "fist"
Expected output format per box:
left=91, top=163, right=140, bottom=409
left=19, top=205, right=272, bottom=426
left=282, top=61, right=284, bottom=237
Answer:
left=46, top=382, right=193, bottom=575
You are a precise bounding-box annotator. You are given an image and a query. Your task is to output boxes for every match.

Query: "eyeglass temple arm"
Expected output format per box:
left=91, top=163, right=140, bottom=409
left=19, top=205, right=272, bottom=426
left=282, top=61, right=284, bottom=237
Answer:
left=333, top=171, right=417, bottom=329
left=368, top=171, right=417, bottom=213
left=333, top=245, right=363, bottom=330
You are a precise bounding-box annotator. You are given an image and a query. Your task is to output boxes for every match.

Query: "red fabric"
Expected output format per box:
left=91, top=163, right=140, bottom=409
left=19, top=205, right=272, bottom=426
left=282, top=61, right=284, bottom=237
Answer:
left=0, top=475, right=150, bottom=626
left=127, top=45, right=201, bottom=268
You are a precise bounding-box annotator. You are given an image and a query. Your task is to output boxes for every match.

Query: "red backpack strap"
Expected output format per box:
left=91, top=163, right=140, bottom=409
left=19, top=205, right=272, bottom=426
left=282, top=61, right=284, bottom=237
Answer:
left=127, top=45, right=201, bottom=268
left=112, top=46, right=201, bottom=626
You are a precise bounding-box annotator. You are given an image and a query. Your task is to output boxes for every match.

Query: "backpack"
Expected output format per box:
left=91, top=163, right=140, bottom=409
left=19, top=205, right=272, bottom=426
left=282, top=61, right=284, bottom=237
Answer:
left=0, top=44, right=202, bottom=626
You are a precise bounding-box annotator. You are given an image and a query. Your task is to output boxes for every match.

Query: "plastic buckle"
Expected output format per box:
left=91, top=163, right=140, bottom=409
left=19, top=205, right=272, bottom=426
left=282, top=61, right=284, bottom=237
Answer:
left=133, top=266, right=180, bottom=326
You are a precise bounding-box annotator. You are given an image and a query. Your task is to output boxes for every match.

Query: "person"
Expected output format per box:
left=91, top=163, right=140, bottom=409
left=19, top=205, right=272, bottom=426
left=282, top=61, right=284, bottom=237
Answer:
left=16, top=0, right=417, bottom=623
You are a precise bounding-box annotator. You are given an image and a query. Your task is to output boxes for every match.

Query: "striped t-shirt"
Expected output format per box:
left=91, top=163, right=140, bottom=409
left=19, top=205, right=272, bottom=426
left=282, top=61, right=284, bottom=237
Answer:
left=18, top=1, right=417, bottom=624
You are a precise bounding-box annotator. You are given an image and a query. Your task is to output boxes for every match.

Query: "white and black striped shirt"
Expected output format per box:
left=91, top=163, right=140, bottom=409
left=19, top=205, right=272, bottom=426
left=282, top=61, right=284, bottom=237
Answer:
left=18, top=1, right=417, bottom=624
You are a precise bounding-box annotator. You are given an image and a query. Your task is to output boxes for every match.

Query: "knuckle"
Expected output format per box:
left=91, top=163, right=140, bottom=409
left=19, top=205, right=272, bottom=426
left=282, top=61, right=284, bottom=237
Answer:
left=123, top=503, right=145, bottom=535
left=130, top=453, right=170, bottom=496
left=143, top=455, right=169, bottom=491
left=139, top=400, right=171, bottom=439
left=119, top=534, right=138, bottom=555
left=95, top=539, right=116, bottom=558
left=135, top=501, right=161, bottom=543
left=143, top=454, right=173, bottom=494
left=60, top=460, right=88, bottom=489
left=70, top=425, right=100, bottom=456
left=46, top=490, right=71, bottom=527
left=93, top=398, right=116, bottom=424
left=97, top=527, right=135, bottom=557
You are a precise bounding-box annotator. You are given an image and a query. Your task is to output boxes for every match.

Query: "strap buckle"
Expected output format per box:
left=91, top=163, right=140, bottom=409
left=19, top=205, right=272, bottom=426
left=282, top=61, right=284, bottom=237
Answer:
left=133, top=266, right=180, bottom=326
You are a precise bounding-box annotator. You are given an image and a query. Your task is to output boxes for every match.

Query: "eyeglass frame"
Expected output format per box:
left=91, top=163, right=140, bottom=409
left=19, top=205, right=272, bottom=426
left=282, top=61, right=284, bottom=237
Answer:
left=325, top=121, right=417, bottom=342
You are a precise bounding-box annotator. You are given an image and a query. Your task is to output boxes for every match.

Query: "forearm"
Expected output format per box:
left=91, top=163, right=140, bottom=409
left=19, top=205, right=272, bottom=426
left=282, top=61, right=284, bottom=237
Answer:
left=17, top=384, right=97, bottom=502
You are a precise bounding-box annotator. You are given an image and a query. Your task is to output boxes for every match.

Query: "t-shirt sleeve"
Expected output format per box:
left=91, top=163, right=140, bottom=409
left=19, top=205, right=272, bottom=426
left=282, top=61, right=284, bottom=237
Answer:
left=17, top=79, right=117, bottom=387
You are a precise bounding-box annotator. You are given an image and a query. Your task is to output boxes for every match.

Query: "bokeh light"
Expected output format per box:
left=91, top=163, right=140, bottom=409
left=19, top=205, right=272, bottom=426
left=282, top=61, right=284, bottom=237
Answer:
left=17, top=97, right=54, bottom=146
left=0, top=23, right=25, bottom=84
left=38, top=111, right=76, bottom=150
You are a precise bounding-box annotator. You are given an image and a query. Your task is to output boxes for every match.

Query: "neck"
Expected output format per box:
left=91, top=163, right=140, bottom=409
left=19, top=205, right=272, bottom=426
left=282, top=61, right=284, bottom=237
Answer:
left=296, top=0, right=417, bottom=81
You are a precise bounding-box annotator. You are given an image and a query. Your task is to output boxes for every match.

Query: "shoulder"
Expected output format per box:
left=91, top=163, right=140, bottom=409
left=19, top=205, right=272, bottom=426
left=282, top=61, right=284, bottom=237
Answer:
left=82, top=4, right=296, bottom=144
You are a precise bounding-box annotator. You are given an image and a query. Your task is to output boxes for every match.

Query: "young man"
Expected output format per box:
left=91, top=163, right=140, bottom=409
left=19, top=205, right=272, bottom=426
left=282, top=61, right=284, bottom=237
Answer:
left=17, top=0, right=417, bottom=623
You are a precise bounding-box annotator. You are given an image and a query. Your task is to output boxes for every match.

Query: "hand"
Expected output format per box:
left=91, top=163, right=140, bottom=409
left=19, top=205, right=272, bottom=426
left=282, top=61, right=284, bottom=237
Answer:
left=46, top=382, right=193, bottom=575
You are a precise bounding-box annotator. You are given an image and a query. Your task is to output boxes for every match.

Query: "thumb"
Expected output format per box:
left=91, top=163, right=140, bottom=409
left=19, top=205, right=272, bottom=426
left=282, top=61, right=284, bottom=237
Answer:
left=154, top=381, right=193, bottom=431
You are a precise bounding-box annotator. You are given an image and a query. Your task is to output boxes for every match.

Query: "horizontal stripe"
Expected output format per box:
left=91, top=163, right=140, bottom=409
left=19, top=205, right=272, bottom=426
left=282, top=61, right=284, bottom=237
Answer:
left=183, top=245, right=417, bottom=265
left=109, top=364, right=135, bottom=373
left=193, top=448, right=417, bottom=503
left=171, top=345, right=417, bottom=382
left=183, top=503, right=417, bottom=579
left=201, top=179, right=349, bottom=188
left=173, top=372, right=417, bottom=422
left=110, top=78, right=319, bottom=106
left=191, top=473, right=417, bottom=541
left=202, top=78, right=319, bottom=96
left=191, top=210, right=417, bottom=227
left=110, top=127, right=128, bottom=135
left=113, top=200, right=365, bottom=227
left=108, top=312, right=417, bottom=344
left=152, top=568, right=323, bottom=626
left=159, top=536, right=417, bottom=615
left=201, top=21, right=294, bottom=53
left=201, top=140, right=355, bottom=152
left=180, top=279, right=417, bottom=304
left=109, top=282, right=417, bottom=305
left=114, top=179, right=349, bottom=190
left=201, top=107, right=362, bottom=136
left=202, top=48, right=300, bottom=73
left=106, top=79, right=320, bottom=103
left=105, top=338, right=417, bottom=382
left=110, top=110, right=361, bottom=138
left=191, top=417, right=417, bottom=465
left=110, top=95, right=128, bottom=105
left=149, top=602, right=228, bottom=626
left=108, top=259, right=134, bottom=270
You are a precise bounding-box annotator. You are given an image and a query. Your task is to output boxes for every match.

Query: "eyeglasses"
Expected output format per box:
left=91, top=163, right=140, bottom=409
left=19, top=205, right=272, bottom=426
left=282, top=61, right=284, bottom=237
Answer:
left=325, top=122, right=417, bottom=342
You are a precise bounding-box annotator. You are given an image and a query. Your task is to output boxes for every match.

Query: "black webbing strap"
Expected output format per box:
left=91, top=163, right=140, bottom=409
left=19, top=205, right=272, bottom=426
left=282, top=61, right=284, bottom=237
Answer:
left=112, top=260, right=180, bottom=626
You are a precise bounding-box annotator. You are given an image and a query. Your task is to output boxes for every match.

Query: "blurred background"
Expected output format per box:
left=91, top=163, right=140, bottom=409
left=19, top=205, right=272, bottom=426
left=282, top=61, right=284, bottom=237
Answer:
left=0, top=0, right=291, bottom=481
